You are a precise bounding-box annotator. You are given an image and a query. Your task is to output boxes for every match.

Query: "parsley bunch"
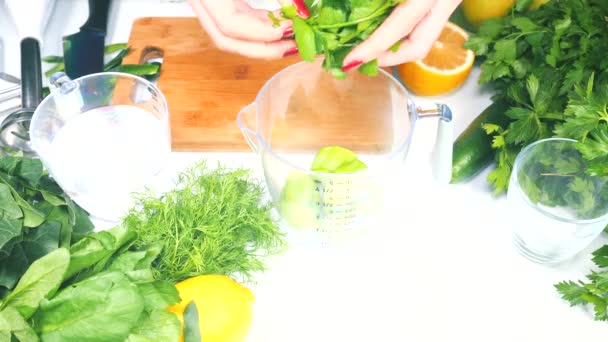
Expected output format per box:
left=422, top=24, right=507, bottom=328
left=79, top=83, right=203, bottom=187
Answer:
left=556, top=245, right=608, bottom=321
left=272, top=0, right=405, bottom=79
left=465, top=0, right=608, bottom=195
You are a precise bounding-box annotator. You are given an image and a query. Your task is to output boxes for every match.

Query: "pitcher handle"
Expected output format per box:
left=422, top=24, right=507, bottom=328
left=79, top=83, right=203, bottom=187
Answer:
left=417, top=104, right=454, bottom=184
left=236, top=103, right=260, bottom=153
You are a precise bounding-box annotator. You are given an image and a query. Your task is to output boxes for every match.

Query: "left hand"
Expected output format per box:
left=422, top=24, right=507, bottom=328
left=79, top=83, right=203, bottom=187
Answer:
left=342, top=0, right=463, bottom=71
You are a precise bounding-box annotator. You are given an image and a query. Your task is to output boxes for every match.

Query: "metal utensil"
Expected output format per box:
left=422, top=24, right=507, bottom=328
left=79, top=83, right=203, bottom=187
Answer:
left=0, top=0, right=55, bottom=154
left=63, top=0, right=112, bottom=79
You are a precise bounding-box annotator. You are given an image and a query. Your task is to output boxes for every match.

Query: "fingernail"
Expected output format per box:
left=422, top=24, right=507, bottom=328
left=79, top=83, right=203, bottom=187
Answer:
left=282, top=27, right=293, bottom=38
left=283, top=47, right=299, bottom=58
left=342, top=60, right=363, bottom=72
left=293, top=0, right=310, bottom=18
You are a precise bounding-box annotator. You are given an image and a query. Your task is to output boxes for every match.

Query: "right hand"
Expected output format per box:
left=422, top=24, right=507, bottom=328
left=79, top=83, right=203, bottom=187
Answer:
left=186, top=0, right=309, bottom=60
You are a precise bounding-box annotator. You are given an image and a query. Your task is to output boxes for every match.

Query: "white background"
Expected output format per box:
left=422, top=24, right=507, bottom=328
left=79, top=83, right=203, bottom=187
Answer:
left=1, top=1, right=607, bottom=341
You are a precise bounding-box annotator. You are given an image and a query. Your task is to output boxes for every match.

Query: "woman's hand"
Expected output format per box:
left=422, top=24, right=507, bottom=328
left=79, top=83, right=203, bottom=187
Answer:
left=186, top=0, right=301, bottom=59
left=341, top=0, right=463, bottom=71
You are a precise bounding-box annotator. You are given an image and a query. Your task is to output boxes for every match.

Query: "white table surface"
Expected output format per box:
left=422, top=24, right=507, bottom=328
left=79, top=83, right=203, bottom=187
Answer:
left=1, top=1, right=607, bottom=341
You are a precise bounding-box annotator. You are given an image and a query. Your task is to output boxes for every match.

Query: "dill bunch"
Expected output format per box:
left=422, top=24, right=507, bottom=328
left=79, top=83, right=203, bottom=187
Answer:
left=123, top=160, right=287, bottom=284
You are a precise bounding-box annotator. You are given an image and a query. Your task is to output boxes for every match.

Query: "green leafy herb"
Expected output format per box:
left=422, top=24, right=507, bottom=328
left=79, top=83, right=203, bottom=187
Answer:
left=33, top=271, right=146, bottom=341
left=0, top=306, right=39, bottom=341
left=0, top=227, right=181, bottom=341
left=556, top=245, right=608, bottom=321
left=276, top=0, right=406, bottom=78
left=183, top=301, right=202, bottom=342
left=123, top=160, right=286, bottom=284
left=464, top=0, right=608, bottom=195
left=0, top=153, right=93, bottom=297
left=0, top=248, right=69, bottom=319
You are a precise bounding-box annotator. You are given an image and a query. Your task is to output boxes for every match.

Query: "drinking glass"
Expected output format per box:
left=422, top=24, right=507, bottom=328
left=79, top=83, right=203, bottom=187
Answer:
left=29, top=72, right=171, bottom=223
left=507, top=138, right=608, bottom=264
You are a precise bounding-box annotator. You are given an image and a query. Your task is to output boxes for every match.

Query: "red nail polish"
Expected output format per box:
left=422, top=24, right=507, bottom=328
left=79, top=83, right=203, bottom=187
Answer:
left=283, top=47, right=299, bottom=58
left=342, top=60, right=363, bottom=72
left=282, top=27, right=293, bottom=38
left=293, top=0, right=310, bottom=18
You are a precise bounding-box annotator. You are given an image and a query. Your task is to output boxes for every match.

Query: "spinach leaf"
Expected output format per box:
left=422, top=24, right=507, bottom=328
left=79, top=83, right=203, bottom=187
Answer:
left=183, top=301, right=201, bottom=342
left=0, top=184, right=22, bottom=220
left=33, top=271, right=145, bottom=342
left=46, top=207, right=71, bottom=248
left=15, top=158, right=43, bottom=186
left=21, top=222, right=61, bottom=262
left=0, top=244, right=28, bottom=291
left=65, top=226, right=136, bottom=280
left=0, top=219, right=22, bottom=251
left=106, top=243, right=162, bottom=273
left=126, top=309, right=181, bottom=342
left=137, top=280, right=180, bottom=311
left=0, top=306, right=39, bottom=342
left=1, top=248, right=69, bottom=319
left=70, top=205, right=94, bottom=242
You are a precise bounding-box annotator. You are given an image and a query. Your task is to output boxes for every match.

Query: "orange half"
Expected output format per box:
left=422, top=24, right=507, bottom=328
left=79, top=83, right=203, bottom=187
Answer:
left=396, top=22, right=475, bottom=97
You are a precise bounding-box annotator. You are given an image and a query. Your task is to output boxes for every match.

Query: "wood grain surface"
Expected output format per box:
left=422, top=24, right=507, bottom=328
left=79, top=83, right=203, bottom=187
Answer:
left=125, top=17, right=406, bottom=153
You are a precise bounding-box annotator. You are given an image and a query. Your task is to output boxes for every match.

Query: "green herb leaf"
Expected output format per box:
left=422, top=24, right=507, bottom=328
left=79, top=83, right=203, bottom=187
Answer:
left=124, top=160, right=286, bottom=284
left=358, top=59, right=378, bottom=76
left=1, top=248, right=69, bottom=319
left=127, top=309, right=181, bottom=342
left=292, top=17, right=317, bottom=62
left=137, top=280, right=180, bottom=311
left=0, top=306, right=39, bottom=342
left=0, top=219, right=21, bottom=251
left=184, top=301, right=202, bottom=342
left=33, top=271, right=145, bottom=341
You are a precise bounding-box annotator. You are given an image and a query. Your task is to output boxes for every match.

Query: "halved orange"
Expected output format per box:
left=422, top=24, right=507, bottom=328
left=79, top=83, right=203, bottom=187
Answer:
left=396, top=22, right=475, bottom=97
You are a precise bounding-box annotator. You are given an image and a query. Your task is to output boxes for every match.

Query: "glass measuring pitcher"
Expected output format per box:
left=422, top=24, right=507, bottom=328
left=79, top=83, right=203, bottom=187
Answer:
left=237, top=60, right=453, bottom=247
left=29, top=72, right=171, bottom=223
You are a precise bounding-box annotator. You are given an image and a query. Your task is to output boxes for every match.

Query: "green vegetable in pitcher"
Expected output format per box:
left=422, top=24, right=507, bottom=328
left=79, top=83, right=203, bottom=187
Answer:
left=279, top=146, right=368, bottom=229
left=311, top=146, right=368, bottom=173
left=280, top=170, right=320, bottom=229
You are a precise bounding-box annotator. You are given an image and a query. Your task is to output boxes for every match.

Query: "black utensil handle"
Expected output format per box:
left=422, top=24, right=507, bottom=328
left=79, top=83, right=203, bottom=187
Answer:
left=20, top=38, right=42, bottom=110
left=83, top=0, right=112, bottom=33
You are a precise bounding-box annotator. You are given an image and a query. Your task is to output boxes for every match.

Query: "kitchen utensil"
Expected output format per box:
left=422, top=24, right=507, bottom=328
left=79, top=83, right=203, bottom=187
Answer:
left=29, top=72, right=170, bottom=223
left=507, top=138, right=608, bottom=264
left=0, top=75, right=21, bottom=128
left=123, top=17, right=392, bottom=152
left=0, top=0, right=55, bottom=153
left=63, top=0, right=112, bottom=79
left=237, top=60, right=453, bottom=248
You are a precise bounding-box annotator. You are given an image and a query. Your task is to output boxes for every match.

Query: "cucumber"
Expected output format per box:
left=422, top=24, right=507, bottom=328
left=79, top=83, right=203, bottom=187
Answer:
left=451, top=100, right=511, bottom=184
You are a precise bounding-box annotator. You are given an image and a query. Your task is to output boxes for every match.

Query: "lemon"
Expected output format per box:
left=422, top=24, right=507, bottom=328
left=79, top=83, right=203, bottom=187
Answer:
left=396, top=22, right=475, bottom=96
left=462, top=0, right=514, bottom=29
left=167, top=275, right=255, bottom=342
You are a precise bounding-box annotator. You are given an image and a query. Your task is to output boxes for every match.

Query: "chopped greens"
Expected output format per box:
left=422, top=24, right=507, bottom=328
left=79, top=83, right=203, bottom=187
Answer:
left=275, top=0, right=406, bottom=79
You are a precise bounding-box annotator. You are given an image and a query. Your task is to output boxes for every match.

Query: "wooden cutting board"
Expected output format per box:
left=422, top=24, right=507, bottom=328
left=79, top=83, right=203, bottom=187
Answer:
left=124, top=17, right=396, bottom=152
